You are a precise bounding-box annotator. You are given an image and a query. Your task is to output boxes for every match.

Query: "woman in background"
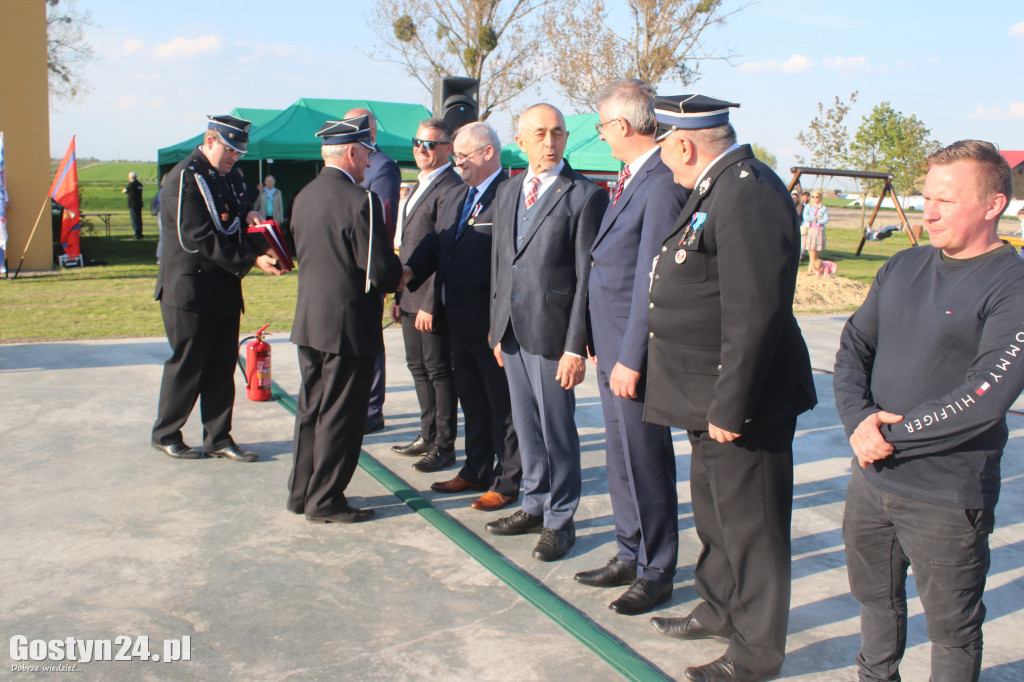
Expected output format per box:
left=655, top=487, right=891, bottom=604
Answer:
left=802, top=190, right=829, bottom=275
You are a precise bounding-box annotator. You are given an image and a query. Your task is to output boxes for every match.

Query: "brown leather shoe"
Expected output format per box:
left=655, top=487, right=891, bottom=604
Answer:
left=470, top=490, right=514, bottom=511
left=430, top=476, right=487, bottom=493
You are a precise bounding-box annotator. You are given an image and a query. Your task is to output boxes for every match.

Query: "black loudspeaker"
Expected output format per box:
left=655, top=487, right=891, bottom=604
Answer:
left=433, top=76, right=479, bottom=130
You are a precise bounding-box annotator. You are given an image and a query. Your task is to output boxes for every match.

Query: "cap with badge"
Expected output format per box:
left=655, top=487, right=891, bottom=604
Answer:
left=207, top=114, right=251, bottom=153
left=315, top=116, right=375, bottom=149
left=653, top=95, right=740, bottom=142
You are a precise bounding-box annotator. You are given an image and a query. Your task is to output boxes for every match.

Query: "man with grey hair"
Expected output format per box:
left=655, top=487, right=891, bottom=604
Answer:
left=835, top=140, right=1024, bottom=681
left=487, top=103, right=607, bottom=561
left=574, top=78, right=688, bottom=615
left=122, top=170, right=144, bottom=239
left=645, top=95, right=816, bottom=682
left=287, top=116, right=404, bottom=523
left=404, top=121, right=521, bottom=511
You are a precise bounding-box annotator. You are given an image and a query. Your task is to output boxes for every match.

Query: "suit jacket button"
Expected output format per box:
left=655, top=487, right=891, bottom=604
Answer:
left=513, top=265, right=519, bottom=271
left=661, top=246, right=668, bottom=253
left=717, top=364, right=722, bottom=371
left=591, top=260, right=596, bottom=267
left=649, top=332, right=654, bottom=339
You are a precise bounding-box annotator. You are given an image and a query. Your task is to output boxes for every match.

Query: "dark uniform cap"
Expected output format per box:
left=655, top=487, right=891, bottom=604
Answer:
left=653, top=95, right=740, bottom=141
left=207, top=114, right=251, bottom=153
left=315, top=116, right=375, bottom=149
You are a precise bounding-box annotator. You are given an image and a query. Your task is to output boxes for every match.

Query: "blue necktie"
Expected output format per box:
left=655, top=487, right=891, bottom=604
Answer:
left=456, top=187, right=478, bottom=239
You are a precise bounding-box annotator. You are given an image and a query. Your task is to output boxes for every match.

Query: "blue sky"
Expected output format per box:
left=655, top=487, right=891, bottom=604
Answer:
left=50, top=0, right=1024, bottom=178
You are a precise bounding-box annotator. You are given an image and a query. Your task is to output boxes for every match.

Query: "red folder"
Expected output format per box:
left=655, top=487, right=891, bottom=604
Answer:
left=246, top=220, right=294, bottom=271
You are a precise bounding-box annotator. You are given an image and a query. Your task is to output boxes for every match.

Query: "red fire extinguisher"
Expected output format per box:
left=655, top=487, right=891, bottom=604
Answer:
left=238, top=324, right=272, bottom=401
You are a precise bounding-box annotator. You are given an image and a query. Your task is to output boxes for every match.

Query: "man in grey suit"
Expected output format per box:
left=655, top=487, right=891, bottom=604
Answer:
left=287, top=116, right=404, bottom=523
left=344, top=107, right=402, bottom=435
left=575, top=79, right=689, bottom=614
left=486, top=104, right=608, bottom=561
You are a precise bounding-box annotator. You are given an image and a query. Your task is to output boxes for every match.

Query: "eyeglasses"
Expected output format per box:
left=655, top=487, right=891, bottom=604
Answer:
left=654, top=123, right=678, bottom=143
left=594, top=118, right=620, bottom=134
left=453, top=145, right=488, bottom=163
left=412, top=137, right=450, bottom=151
left=215, top=138, right=246, bottom=156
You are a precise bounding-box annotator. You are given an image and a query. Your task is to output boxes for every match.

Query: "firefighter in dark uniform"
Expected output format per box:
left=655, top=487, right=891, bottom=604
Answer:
left=643, top=95, right=817, bottom=682
left=151, top=115, right=284, bottom=462
left=286, top=117, right=405, bottom=523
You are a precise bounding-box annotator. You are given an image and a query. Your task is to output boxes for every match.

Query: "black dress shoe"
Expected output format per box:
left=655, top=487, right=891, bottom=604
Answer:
left=207, top=443, right=258, bottom=462
left=392, top=436, right=431, bottom=456
left=305, top=506, right=375, bottom=524
left=364, top=415, right=385, bottom=434
left=684, top=655, right=761, bottom=682
left=485, top=509, right=543, bottom=535
left=650, top=609, right=731, bottom=642
left=574, top=556, right=636, bottom=587
left=412, top=446, right=455, bottom=472
left=533, top=522, right=575, bottom=561
left=151, top=441, right=201, bottom=459
left=609, top=578, right=672, bottom=615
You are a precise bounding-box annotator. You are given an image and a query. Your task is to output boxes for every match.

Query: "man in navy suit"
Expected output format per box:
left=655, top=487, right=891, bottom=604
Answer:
left=390, top=118, right=464, bottom=472
left=574, top=79, right=689, bottom=614
left=404, top=122, right=522, bottom=511
left=486, top=104, right=608, bottom=561
left=344, top=107, right=402, bottom=435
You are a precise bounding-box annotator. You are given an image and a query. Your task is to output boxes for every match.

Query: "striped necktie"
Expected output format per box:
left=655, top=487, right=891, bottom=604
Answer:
left=524, top=176, right=541, bottom=209
left=456, top=187, right=478, bottom=239
left=611, top=165, right=631, bottom=206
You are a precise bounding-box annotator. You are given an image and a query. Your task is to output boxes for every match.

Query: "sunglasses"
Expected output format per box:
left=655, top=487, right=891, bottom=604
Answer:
left=412, top=137, right=450, bottom=151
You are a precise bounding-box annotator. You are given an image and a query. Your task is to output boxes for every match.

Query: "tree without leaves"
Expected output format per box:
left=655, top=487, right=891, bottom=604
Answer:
left=795, top=92, right=858, bottom=190
left=849, top=102, right=938, bottom=200
left=366, top=0, right=562, bottom=120
left=541, top=0, right=747, bottom=110
left=46, top=0, right=95, bottom=105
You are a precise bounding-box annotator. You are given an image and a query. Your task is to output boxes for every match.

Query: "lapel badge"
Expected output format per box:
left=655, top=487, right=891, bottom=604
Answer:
left=674, top=249, right=687, bottom=264
left=739, top=170, right=749, bottom=178
left=698, top=177, right=712, bottom=195
left=221, top=213, right=229, bottom=221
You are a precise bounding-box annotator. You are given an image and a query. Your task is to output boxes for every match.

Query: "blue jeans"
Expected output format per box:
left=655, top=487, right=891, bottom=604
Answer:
left=843, top=466, right=992, bottom=682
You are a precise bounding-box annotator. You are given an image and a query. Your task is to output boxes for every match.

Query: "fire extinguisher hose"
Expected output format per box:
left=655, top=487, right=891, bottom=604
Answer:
left=237, top=336, right=255, bottom=388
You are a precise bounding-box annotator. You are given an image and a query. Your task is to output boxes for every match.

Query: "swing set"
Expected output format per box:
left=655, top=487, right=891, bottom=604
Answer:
left=787, top=166, right=919, bottom=256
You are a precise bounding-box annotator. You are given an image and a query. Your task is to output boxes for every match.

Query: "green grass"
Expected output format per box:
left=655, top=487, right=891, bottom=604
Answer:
left=818, top=225, right=922, bottom=285
left=77, top=161, right=158, bottom=183
left=1, top=213, right=299, bottom=343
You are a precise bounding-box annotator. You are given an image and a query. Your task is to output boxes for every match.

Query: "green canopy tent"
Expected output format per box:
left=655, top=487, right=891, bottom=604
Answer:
left=156, top=98, right=433, bottom=223
left=156, top=107, right=282, bottom=174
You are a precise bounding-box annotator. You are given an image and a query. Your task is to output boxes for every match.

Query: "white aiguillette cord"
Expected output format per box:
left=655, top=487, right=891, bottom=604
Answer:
left=364, top=190, right=374, bottom=293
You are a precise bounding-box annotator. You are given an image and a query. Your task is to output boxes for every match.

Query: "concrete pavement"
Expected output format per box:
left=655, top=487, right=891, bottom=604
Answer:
left=1, top=315, right=1022, bottom=680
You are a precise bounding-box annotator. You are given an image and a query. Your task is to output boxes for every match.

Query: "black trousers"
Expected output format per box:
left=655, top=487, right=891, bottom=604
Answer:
left=129, top=205, right=143, bottom=237
left=844, top=466, right=990, bottom=682
left=688, top=418, right=796, bottom=676
left=152, top=303, right=239, bottom=452
left=451, top=331, right=521, bottom=496
left=400, top=311, right=456, bottom=449
left=288, top=347, right=375, bottom=517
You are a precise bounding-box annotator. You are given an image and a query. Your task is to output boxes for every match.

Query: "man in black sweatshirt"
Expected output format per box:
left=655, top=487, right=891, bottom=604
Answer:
left=834, top=139, right=1024, bottom=682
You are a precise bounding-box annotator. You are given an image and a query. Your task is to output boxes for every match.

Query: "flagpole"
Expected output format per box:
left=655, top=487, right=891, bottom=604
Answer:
left=12, top=195, right=52, bottom=279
